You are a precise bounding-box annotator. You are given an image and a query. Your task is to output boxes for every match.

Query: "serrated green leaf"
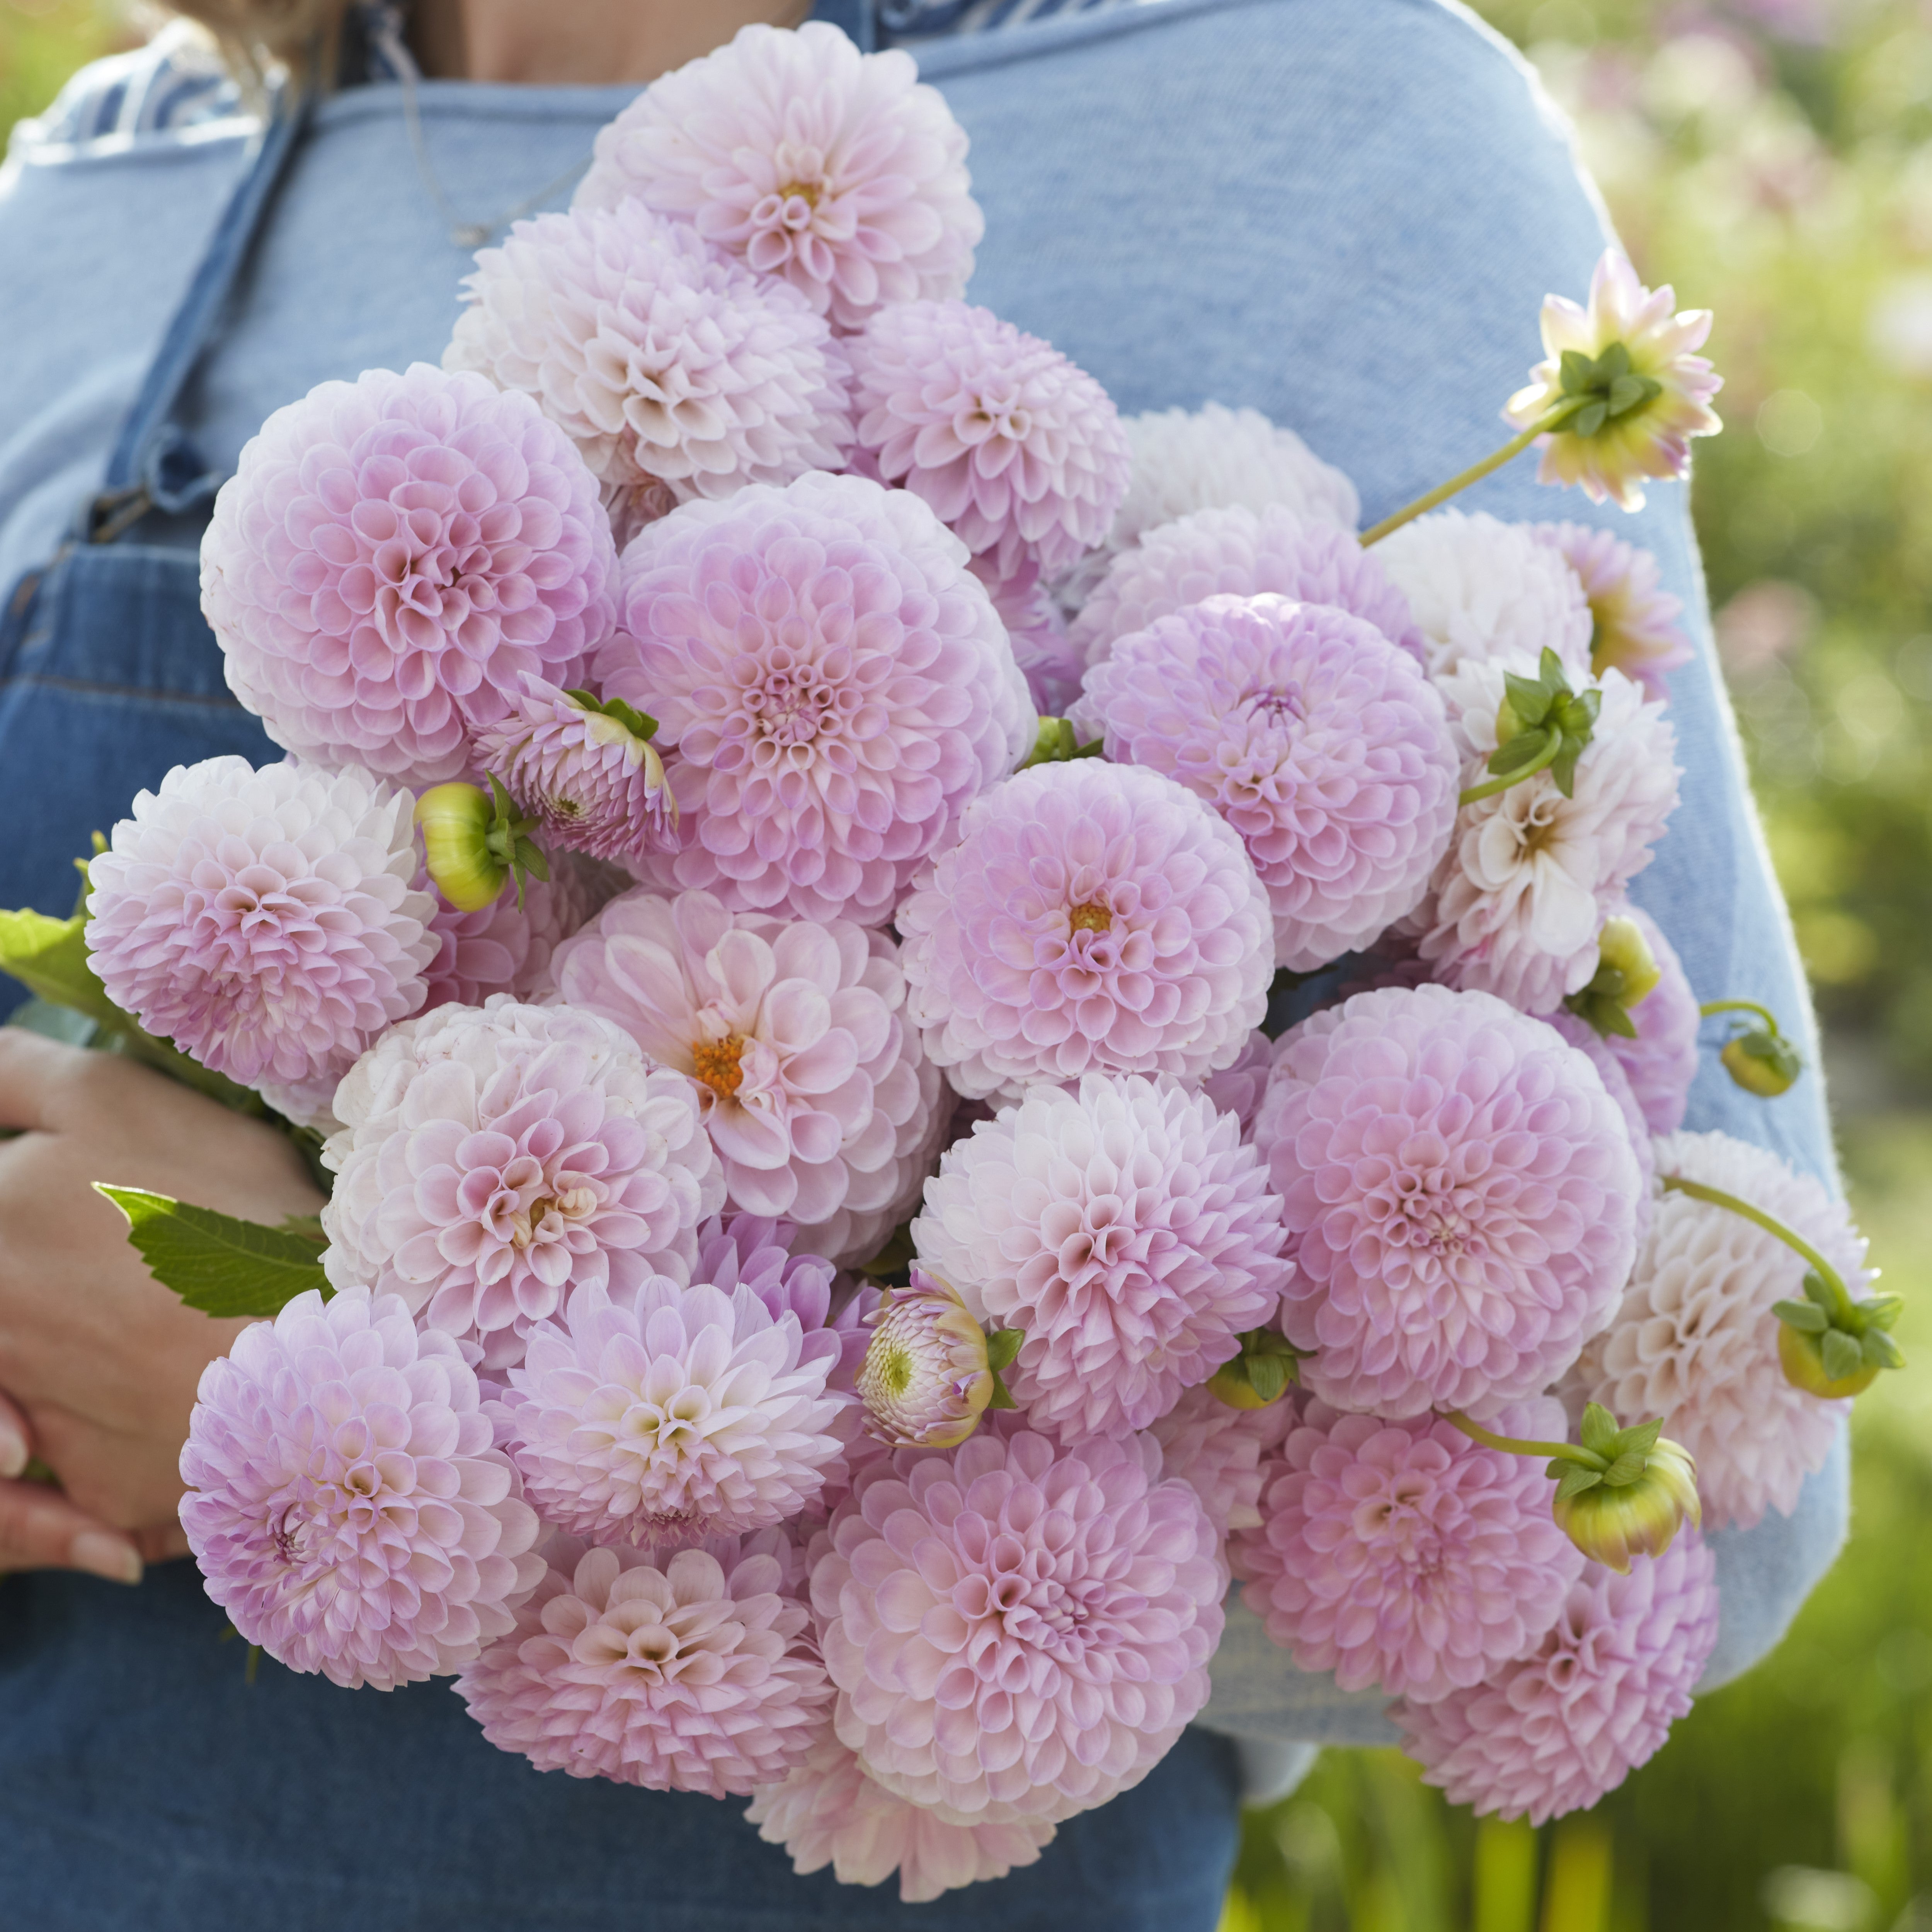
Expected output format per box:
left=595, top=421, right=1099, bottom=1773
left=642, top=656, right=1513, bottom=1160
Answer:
left=1553, top=1463, right=1603, bottom=1501
left=1579, top=1402, right=1620, bottom=1453
left=1774, top=1299, right=1830, bottom=1333
left=94, top=1184, right=330, bottom=1319
left=1822, top=1329, right=1864, bottom=1381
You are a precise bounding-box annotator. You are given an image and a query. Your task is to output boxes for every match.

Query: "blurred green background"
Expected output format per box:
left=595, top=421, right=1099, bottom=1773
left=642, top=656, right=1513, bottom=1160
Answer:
left=6, top=0, right=1932, bottom=1923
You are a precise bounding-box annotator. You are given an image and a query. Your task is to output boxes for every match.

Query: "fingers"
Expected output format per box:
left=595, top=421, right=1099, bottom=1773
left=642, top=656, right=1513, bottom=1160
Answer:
left=0, top=1026, right=82, bottom=1135
left=0, top=1389, right=27, bottom=1479
left=0, top=1476, right=145, bottom=1584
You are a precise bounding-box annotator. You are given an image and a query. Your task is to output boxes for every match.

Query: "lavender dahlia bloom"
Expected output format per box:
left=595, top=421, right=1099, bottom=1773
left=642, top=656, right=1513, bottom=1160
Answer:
left=898, top=761, right=1275, bottom=1101
left=1419, top=660, right=1680, bottom=1016
left=598, top=472, right=1032, bottom=928
left=1067, top=502, right=1423, bottom=674
left=548, top=887, right=944, bottom=1264
left=846, top=298, right=1131, bottom=580
left=1231, top=1398, right=1584, bottom=1701
left=812, top=1427, right=1224, bottom=1825
left=320, top=998, right=724, bottom=1369
left=1567, top=1130, right=1862, bottom=1530
left=575, top=22, right=981, bottom=333
left=1546, top=1008, right=1658, bottom=1244
left=499, top=1275, right=846, bottom=1546
left=972, top=555, right=1083, bottom=717
left=1254, top=985, right=1644, bottom=1419
left=1371, top=509, right=1594, bottom=681
left=422, top=856, right=613, bottom=1011
left=749, top=1733, right=1055, bottom=1902
left=911, top=1073, right=1292, bottom=1438
left=180, top=1287, right=542, bottom=1690
left=1198, top=1028, right=1275, bottom=1142
left=203, top=363, right=616, bottom=788
left=457, top=1531, right=831, bottom=1796
left=1072, top=593, right=1460, bottom=970
left=444, top=201, right=854, bottom=503
left=475, top=676, right=675, bottom=864
left=1393, top=1532, right=1721, bottom=1823
left=86, top=755, right=436, bottom=1098
left=1532, top=523, right=1692, bottom=701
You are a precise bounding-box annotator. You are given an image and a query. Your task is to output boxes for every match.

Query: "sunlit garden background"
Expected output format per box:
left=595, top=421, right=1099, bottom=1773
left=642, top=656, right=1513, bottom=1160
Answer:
left=6, top=0, right=1932, bottom=1922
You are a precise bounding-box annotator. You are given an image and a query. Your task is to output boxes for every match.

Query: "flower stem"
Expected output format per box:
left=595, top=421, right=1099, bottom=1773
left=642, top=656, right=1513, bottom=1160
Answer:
left=1442, top=1410, right=1608, bottom=1472
left=1699, top=999, right=1784, bottom=1033
left=1458, top=731, right=1561, bottom=807
left=1659, top=1175, right=1854, bottom=1319
left=1360, top=418, right=1553, bottom=548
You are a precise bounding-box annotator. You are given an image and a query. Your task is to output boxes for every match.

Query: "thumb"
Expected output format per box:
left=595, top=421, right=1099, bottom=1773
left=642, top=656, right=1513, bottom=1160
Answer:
left=0, top=1477, right=146, bottom=1584
left=0, top=1026, right=84, bottom=1135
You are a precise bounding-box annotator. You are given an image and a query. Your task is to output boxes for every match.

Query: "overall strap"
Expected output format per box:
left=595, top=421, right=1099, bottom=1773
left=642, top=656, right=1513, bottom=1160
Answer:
left=810, top=0, right=877, bottom=50
left=85, top=85, right=315, bottom=544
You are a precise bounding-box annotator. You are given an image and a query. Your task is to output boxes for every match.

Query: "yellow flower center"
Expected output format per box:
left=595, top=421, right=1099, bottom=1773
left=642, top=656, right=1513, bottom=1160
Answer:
left=691, top=1034, right=748, bottom=1099
left=1067, top=900, right=1112, bottom=935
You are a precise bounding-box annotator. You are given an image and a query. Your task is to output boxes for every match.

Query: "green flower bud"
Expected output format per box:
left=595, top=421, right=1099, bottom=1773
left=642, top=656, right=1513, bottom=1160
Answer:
left=858, top=1266, right=1024, bottom=1448
left=1207, top=1328, right=1306, bottom=1410
left=1564, top=914, right=1663, bottom=1039
left=1551, top=1430, right=1701, bottom=1575
left=1721, top=1030, right=1802, bottom=1098
left=415, top=783, right=506, bottom=912
left=1774, top=1272, right=1903, bottom=1399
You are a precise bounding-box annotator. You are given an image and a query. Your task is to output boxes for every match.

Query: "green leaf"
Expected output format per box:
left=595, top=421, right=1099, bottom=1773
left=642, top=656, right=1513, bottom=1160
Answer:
left=1579, top=1401, right=1620, bottom=1454
left=93, top=1184, right=331, bottom=1319
left=1558, top=348, right=1597, bottom=393
left=985, top=1328, right=1025, bottom=1374
left=986, top=1370, right=1018, bottom=1411
left=565, top=689, right=658, bottom=742
left=1247, top=1354, right=1290, bottom=1404
left=1774, top=1298, right=1831, bottom=1333
left=1552, top=1462, right=1602, bottom=1501
left=1488, top=727, right=1555, bottom=776
left=1610, top=1416, right=1663, bottom=1457
left=0, top=906, right=122, bottom=1026
left=1602, top=1449, right=1650, bottom=1487
left=1861, top=1292, right=1905, bottom=1332
left=1550, top=735, right=1584, bottom=798
left=1821, top=1328, right=1864, bottom=1382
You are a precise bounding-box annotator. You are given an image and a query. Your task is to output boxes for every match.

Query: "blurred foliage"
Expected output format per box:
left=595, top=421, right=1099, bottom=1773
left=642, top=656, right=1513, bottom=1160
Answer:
left=1, top=1, right=128, bottom=144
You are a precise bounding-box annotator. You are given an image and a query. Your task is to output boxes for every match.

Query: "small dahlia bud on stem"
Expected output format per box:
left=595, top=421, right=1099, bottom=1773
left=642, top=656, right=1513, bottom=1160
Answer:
left=1700, top=1000, right=1803, bottom=1098
left=858, top=1266, right=1022, bottom=1448
left=415, top=777, right=549, bottom=913
left=1458, top=647, right=1599, bottom=806
left=1443, top=1403, right=1700, bottom=1574
left=1207, top=1327, right=1308, bottom=1410
left=1564, top=914, right=1662, bottom=1040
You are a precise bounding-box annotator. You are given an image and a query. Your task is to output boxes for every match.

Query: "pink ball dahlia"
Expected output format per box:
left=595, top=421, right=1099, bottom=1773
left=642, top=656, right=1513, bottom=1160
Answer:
left=911, top=1072, right=1292, bottom=1438
left=973, top=556, right=1083, bottom=718
left=86, top=754, right=436, bottom=1096
left=444, top=201, right=854, bottom=503
left=180, top=1287, right=543, bottom=1690
left=575, top=21, right=981, bottom=331
left=421, top=855, right=612, bottom=1011
left=1231, top=1398, right=1584, bottom=1701
left=597, top=472, right=1032, bottom=927
left=749, top=1733, right=1055, bottom=1903
left=1568, top=1129, right=1862, bottom=1530
left=1148, top=1381, right=1297, bottom=1544
left=1600, top=905, right=1701, bottom=1137
left=499, top=1276, right=846, bottom=1546
left=1072, top=593, right=1460, bottom=970
left=1533, top=523, right=1692, bottom=701
left=1392, top=1531, right=1720, bottom=1823
left=846, top=298, right=1131, bottom=580
left=1254, top=984, right=1644, bottom=1418
left=320, top=998, right=724, bottom=1368
left=548, top=886, right=944, bottom=1264
left=1419, top=660, right=1680, bottom=1016
left=475, top=675, right=676, bottom=864
left=898, top=760, right=1275, bottom=1101
left=1067, top=502, right=1423, bottom=675
left=1546, top=1008, right=1658, bottom=1241
left=1199, top=1027, right=1275, bottom=1141
left=203, top=363, right=616, bottom=787
left=812, top=1427, right=1223, bottom=1825
left=457, top=1530, right=831, bottom=1796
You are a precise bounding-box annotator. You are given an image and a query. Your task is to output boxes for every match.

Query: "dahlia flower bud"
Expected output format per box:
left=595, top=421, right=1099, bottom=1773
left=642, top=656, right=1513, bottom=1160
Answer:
left=1772, top=1268, right=1902, bottom=1399
left=1551, top=1423, right=1701, bottom=1576
left=1705, top=999, right=1805, bottom=1098
left=415, top=782, right=524, bottom=913
left=1563, top=911, right=1662, bottom=1039
left=856, top=1266, right=1016, bottom=1449
left=1207, top=1328, right=1307, bottom=1410
left=476, top=678, right=675, bottom=865
left=1503, top=249, right=1723, bottom=512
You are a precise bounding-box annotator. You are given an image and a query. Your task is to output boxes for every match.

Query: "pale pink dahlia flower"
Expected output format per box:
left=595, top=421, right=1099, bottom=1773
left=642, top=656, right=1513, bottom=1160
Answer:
left=1546, top=1009, right=1658, bottom=1244
left=445, top=201, right=854, bottom=503
left=1148, top=1381, right=1297, bottom=1544
left=1599, top=904, right=1701, bottom=1136
left=498, top=1276, right=846, bottom=1545
left=911, top=1073, right=1292, bottom=1438
left=813, top=1427, right=1223, bottom=1825
left=1200, top=1028, right=1276, bottom=1141
left=548, top=887, right=944, bottom=1264
left=1255, top=984, right=1644, bottom=1418
left=749, top=1733, right=1055, bottom=1903
left=320, top=998, right=723, bottom=1369
left=898, top=760, right=1275, bottom=1101
left=1068, top=502, right=1423, bottom=674
left=86, top=754, right=436, bottom=1098
left=1393, top=1531, right=1720, bottom=1823
left=1072, top=593, right=1460, bottom=970
left=847, top=298, right=1131, bottom=579
left=1533, top=524, right=1692, bottom=700
left=457, top=1531, right=831, bottom=1796
left=203, top=363, right=616, bottom=787
left=475, top=675, right=675, bottom=864
left=1371, top=509, right=1594, bottom=682
left=575, top=22, right=981, bottom=332
left=1419, top=660, right=1680, bottom=1015
left=1232, top=1398, right=1584, bottom=1701
left=422, top=856, right=612, bottom=1011
left=180, top=1287, right=542, bottom=1690
left=1504, top=249, right=1723, bottom=512
left=973, top=555, right=1083, bottom=716
left=1568, top=1129, right=1862, bottom=1530
left=598, top=472, right=1032, bottom=927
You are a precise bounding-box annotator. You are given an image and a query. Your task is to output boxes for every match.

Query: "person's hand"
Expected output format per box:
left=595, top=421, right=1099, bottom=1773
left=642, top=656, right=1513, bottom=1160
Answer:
left=0, top=1030, right=323, bottom=1581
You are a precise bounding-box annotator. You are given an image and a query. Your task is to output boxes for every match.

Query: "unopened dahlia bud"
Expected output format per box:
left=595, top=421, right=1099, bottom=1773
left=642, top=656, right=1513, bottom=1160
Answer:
left=476, top=677, right=676, bottom=864
left=1721, top=1028, right=1803, bottom=1097
left=858, top=1267, right=1018, bottom=1448
left=1551, top=1416, right=1701, bottom=1576
left=1564, top=913, right=1662, bottom=1039
left=414, top=779, right=546, bottom=912
left=1207, top=1328, right=1307, bottom=1410
left=1775, top=1272, right=1904, bottom=1399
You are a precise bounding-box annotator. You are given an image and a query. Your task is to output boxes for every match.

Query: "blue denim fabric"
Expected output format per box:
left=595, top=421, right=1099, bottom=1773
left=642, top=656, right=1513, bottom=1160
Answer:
left=0, top=0, right=1846, bottom=1920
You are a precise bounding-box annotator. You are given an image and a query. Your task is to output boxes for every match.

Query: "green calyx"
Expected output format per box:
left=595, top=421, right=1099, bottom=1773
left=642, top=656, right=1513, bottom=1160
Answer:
left=984, top=1326, right=1025, bottom=1411
left=1208, top=1328, right=1309, bottom=1409
left=1700, top=1001, right=1803, bottom=1098
left=564, top=688, right=658, bottom=743
left=1019, top=717, right=1106, bottom=769
left=1564, top=915, right=1662, bottom=1041
left=415, top=779, right=550, bottom=913
left=1547, top=1403, right=1666, bottom=1501
left=1459, top=648, right=1599, bottom=806
left=1542, top=341, right=1665, bottom=442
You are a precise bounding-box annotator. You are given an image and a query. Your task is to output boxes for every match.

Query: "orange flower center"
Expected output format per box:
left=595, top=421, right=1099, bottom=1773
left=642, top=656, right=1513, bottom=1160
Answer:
left=1067, top=900, right=1113, bottom=935
left=691, top=1034, right=747, bottom=1099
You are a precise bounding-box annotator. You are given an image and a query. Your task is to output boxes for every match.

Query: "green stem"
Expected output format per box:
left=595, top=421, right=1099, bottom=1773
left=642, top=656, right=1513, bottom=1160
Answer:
left=1442, top=1410, right=1608, bottom=1472
left=1659, top=1175, right=1854, bottom=1320
left=1360, top=418, right=1554, bottom=548
left=1458, top=731, right=1560, bottom=807
left=1699, top=1000, right=1784, bottom=1035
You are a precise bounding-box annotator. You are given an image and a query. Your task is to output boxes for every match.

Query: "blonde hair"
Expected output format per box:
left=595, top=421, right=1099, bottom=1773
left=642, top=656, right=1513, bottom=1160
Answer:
left=164, top=0, right=350, bottom=90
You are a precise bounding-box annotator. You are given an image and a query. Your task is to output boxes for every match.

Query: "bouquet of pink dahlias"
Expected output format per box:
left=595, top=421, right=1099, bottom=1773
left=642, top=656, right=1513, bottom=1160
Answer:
left=0, top=19, right=1885, bottom=1894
